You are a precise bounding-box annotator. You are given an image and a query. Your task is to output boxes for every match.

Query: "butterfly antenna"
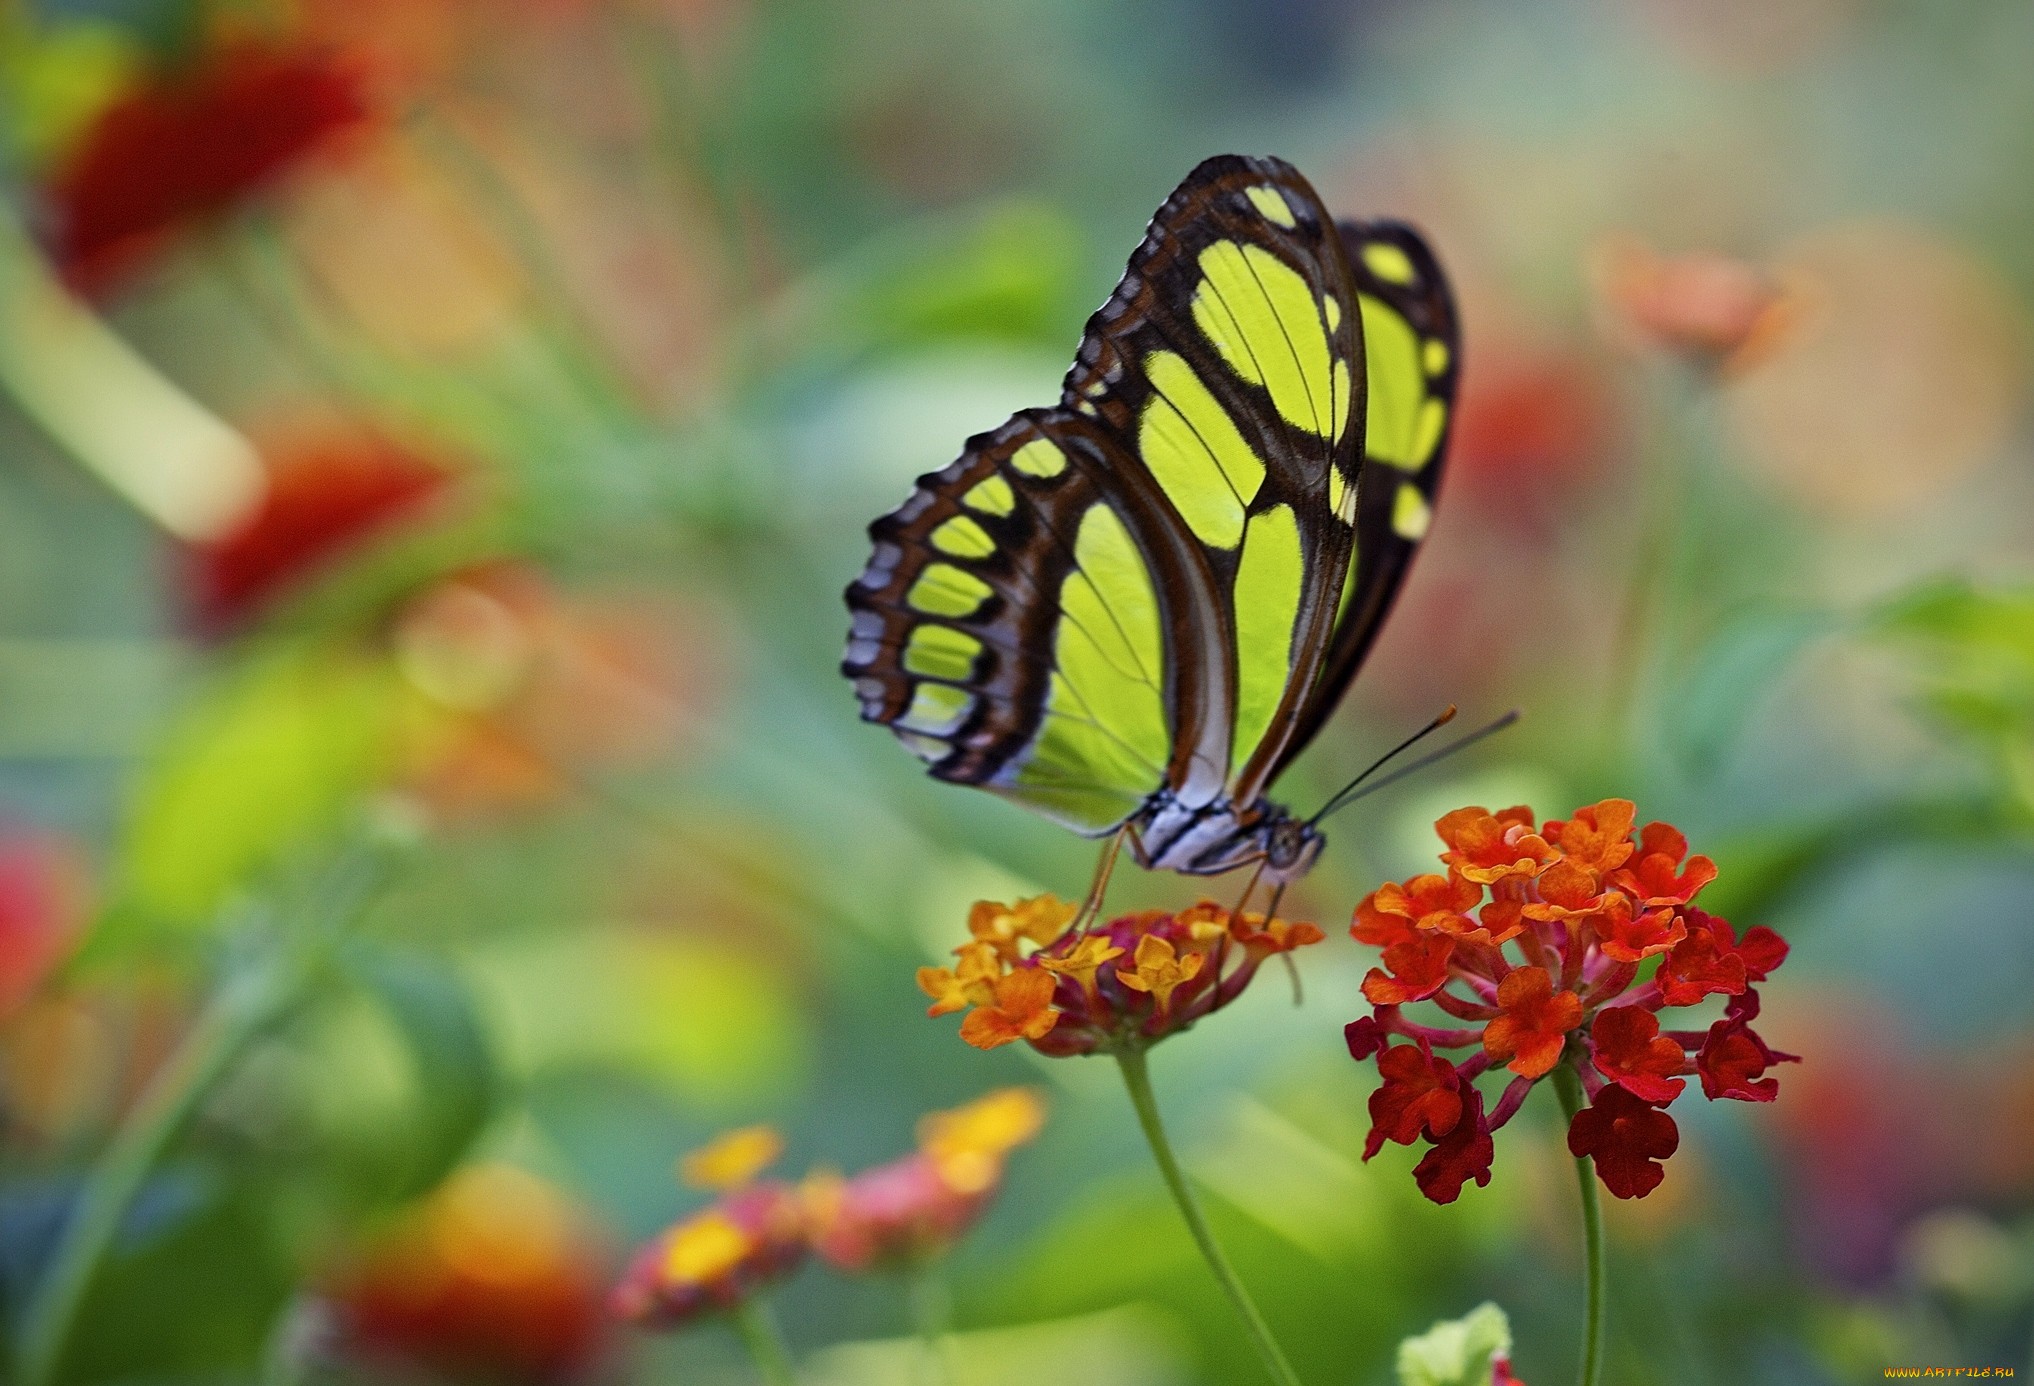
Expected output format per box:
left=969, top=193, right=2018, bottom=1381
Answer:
left=1312, top=709, right=1523, bottom=825
left=1306, top=705, right=1460, bottom=827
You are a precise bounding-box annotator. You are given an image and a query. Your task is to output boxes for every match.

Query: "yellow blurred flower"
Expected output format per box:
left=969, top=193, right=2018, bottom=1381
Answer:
left=680, top=1124, right=785, bottom=1191
left=804, top=1088, right=1047, bottom=1272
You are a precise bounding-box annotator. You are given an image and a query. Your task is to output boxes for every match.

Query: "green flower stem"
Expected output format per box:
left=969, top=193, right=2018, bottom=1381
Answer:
left=907, top=1263, right=959, bottom=1386
left=732, top=1297, right=799, bottom=1386
left=1551, top=1064, right=1606, bottom=1386
left=1115, top=1048, right=1304, bottom=1386
left=15, top=842, right=398, bottom=1386
left=1603, top=366, right=1702, bottom=757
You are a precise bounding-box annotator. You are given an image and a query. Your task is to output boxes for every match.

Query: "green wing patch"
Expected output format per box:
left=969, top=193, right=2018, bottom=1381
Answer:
left=1060, top=155, right=1369, bottom=806
left=1280, top=219, right=1461, bottom=770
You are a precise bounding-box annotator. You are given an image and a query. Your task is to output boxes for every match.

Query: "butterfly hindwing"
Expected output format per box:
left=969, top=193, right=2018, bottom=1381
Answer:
left=846, top=410, right=1207, bottom=834
left=1280, top=218, right=1462, bottom=768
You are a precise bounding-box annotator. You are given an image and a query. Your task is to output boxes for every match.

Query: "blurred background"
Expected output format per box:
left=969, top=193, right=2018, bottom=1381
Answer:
left=1, top=0, right=2031, bottom=1381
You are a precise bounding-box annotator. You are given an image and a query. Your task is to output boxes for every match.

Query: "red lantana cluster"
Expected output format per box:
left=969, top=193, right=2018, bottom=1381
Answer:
left=918, top=896, right=1323, bottom=1055
left=1345, top=800, right=1795, bottom=1202
left=325, top=1164, right=610, bottom=1381
left=46, top=42, right=372, bottom=295
left=187, top=434, right=458, bottom=631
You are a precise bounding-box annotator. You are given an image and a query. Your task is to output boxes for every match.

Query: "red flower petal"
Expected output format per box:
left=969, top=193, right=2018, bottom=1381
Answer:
left=1566, top=1085, right=1679, bottom=1199
left=1590, top=895, right=1686, bottom=964
left=1589, top=1004, right=1688, bottom=1104
left=1697, top=992, right=1800, bottom=1102
left=1540, top=799, right=1637, bottom=876
left=1374, top=870, right=1484, bottom=927
left=1362, top=934, right=1457, bottom=1005
left=1365, top=1044, right=1464, bottom=1158
left=1611, top=821, right=1718, bottom=906
left=1413, top=1082, right=1495, bottom=1204
left=1656, top=915, right=1748, bottom=1007
left=1705, top=913, right=1789, bottom=981
left=187, top=437, right=456, bottom=630
left=1351, top=891, right=1420, bottom=949
left=1480, top=965, right=1582, bottom=1079
left=1435, top=807, right=1558, bottom=885
left=1344, top=1015, right=1389, bottom=1062
left=1522, top=858, right=1608, bottom=921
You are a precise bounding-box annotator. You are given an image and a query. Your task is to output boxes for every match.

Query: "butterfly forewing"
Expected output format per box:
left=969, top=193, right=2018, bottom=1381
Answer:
left=1060, top=155, right=1367, bottom=807
left=1279, top=218, right=1462, bottom=770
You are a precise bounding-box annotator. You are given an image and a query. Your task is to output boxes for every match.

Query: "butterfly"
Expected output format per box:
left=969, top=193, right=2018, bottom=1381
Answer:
left=843, top=154, right=1458, bottom=884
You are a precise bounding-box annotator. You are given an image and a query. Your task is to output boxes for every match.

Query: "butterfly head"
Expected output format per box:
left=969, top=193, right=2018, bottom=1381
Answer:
left=1263, top=813, right=1325, bottom=883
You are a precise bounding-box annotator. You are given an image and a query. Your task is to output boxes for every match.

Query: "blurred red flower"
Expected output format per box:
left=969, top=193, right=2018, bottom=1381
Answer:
left=803, top=1087, right=1046, bottom=1272
left=46, top=42, right=372, bottom=295
left=391, top=565, right=723, bottom=821
left=326, top=1164, right=611, bottom=1382
left=1347, top=800, right=1796, bottom=1202
left=1591, top=234, right=1796, bottom=374
left=613, top=1128, right=807, bottom=1331
left=1448, top=350, right=1615, bottom=500
left=186, top=434, right=458, bottom=631
left=0, top=832, right=89, bottom=1020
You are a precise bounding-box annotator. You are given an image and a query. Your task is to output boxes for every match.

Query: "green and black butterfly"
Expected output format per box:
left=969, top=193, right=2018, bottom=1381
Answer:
left=843, top=154, right=1459, bottom=883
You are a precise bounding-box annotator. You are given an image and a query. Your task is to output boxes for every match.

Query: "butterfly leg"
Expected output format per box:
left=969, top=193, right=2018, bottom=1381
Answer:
left=1228, top=855, right=1270, bottom=920
left=1261, top=879, right=1304, bottom=1006
left=1072, top=824, right=1130, bottom=932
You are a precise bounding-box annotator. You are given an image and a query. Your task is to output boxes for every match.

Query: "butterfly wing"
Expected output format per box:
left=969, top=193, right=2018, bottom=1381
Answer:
left=845, top=410, right=1195, bottom=834
left=1277, top=218, right=1462, bottom=771
left=1065, top=155, right=1368, bottom=814
left=844, top=154, right=1369, bottom=838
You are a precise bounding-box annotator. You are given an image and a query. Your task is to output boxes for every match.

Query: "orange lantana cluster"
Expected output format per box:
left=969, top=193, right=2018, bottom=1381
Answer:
left=1346, top=800, right=1794, bottom=1202
left=918, top=895, right=1323, bottom=1056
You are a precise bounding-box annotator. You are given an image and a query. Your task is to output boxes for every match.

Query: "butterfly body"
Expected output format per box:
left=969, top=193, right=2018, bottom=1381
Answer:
left=1133, top=790, right=1323, bottom=881
left=844, top=155, right=1459, bottom=884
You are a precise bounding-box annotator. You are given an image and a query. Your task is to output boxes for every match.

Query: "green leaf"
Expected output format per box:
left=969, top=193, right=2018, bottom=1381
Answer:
left=1873, top=577, right=2034, bottom=738
left=342, top=944, right=500, bottom=1200
left=35, top=1176, right=294, bottom=1383
left=869, top=201, right=1085, bottom=347
left=119, top=643, right=408, bottom=926
left=800, top=200, right=1087, bottom=366
left=1668, top=605, right=1837, bottom=775
left=1874, top=576, right=2034, bottom=653
left=1396, top=1301, right=1512, bottom=1386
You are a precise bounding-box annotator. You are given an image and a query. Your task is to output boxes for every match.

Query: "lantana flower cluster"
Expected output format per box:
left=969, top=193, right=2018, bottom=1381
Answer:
left=613, top=1090, right=1045, bottom=1329
left=610, top=1126, right=806, bottom=1328
left=802, top=1086, right=1046, bottom=1271
left=918, top=895, right=1324, bottom=1055
left=47, top=41, right=372, bottom=296
left=1345, top=800, right=1795, bottom=1203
